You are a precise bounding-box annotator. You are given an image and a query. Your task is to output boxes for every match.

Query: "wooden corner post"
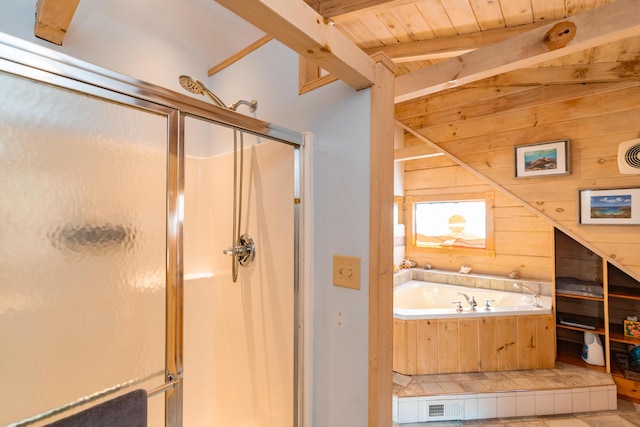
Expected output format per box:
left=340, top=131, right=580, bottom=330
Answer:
left=368, top=52, right=396, bottom=427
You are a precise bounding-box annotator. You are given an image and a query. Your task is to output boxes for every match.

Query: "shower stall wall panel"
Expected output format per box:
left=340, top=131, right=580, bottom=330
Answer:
left=184, top=123, right=295, bottom=426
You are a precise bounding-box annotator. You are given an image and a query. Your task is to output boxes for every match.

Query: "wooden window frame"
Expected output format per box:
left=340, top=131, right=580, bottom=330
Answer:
left=406, top=192, right=495, bottom=257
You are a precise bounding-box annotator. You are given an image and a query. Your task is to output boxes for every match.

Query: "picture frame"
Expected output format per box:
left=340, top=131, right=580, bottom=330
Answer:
left=515, top=139, right=570, bottom=178
left=578, top=187, right=640, bottom=225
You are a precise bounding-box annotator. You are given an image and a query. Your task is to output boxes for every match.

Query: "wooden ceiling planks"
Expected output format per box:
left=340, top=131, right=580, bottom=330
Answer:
left=319, top=0, right=635, bottom=80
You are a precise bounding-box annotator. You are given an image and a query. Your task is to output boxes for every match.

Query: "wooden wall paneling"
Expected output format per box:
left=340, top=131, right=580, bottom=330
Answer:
left=395, top=86, right=533, bottom=122
left=393, top=318, right=407, bottom=373
left=403, top=82, right=636, bottom=130
left=537, top=315, right=556, bottom=368
left=458, top=318, right=480, bottom=372
left=406, top=319, right=418, bottom=374
left=478, top=317, right=498, bottom=371
left=596, top=244, right=640, bottom=270
left=516, top=315, right=538, bottom=369
left=495, top=231, right=550, bottom=257
left=479, top=61, right=640, bottom=85
left=420, top=87, right=640, bottom=143
left=405, top=185, right=493, bottom=199
left=437, top=320, right=460, bottom=373
left=403, top=157, right=466, bottom=174
left=494, top=214, right=553, bottom=233
left=403, top=252, right=552, bottom=278
left=404, top=165, right=486, bottom=190
left=435, top=108, right=640, bottom=153
left=456, top=147, right=513, bottom=171
left=416, top=319, right=438, bottom=374
left=496, top=317, right=518, bottom=370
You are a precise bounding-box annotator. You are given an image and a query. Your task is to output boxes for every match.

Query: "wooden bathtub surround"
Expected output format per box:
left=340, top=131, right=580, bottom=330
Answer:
left=393, top=314, right=555, bottom=375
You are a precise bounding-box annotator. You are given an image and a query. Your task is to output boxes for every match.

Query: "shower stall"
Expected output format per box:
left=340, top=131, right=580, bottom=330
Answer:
left=0, top=33, right=303, bottom=427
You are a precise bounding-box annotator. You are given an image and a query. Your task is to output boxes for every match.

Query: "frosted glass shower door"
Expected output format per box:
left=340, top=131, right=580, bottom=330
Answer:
left=0, top=71, right=169, bottom=426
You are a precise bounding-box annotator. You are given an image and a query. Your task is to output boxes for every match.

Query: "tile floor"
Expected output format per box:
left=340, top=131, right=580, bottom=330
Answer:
left=392, top=363, right=640, bottom=426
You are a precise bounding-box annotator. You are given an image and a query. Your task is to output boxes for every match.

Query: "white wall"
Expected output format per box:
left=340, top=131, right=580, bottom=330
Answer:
left=1, top=3, right=373, bottom=425
left=210, top=41, right=372, bottom=427
left=0, top=0, right=260, bottom=94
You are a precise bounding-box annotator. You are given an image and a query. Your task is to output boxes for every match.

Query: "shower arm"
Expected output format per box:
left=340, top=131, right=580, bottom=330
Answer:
left=229, top=99, right=258, bottom=113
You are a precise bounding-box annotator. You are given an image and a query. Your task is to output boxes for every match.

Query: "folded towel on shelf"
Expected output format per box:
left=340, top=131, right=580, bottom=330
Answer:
left=44, top=389, right=147, bottom=427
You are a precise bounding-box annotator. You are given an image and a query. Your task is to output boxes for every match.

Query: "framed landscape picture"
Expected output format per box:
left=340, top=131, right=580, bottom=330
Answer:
left=515, top=139, right=570, bottom=178
left=579, top=187, right=640, bottom=225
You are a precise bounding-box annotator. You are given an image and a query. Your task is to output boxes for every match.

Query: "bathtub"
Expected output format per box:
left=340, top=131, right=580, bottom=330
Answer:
left=394, top=280, right=552, bottom=320
left=392, top=280, right=555, bottom=375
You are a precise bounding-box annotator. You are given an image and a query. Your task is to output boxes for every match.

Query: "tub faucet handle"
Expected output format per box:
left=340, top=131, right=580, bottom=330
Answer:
left=452, top=301, right=463, bottom=312
left=468, top=296, right=477, bottom=311
left=484, top=299, right=495, bottom=311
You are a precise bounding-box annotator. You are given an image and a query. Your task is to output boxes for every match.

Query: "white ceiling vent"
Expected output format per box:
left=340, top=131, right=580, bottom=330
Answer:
left=618, top=138, right=640, bottom=174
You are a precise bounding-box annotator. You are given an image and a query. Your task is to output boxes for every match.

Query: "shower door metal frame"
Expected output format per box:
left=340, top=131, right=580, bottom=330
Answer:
left=0, top=32, right=303, bottom=427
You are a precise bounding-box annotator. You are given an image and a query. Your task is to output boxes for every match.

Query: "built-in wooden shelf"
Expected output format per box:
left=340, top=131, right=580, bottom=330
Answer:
left=609, top=325, right=640, bottom=346
left=556, top=340, right=608, bottom=373
left=556, top=312, right=604, bottom=334
left=554, top=228, right=640, bottom=403
left=556, top=292, right=604, bottom=302
left=609, top=287, right=640, bottom=301
left=557, top=323, right=606, bottom=335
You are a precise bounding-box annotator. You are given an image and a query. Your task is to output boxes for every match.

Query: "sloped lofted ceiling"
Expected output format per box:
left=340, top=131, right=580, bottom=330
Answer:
left=37, top=1, right=640, bottom=99
left=304, top=0, right=638, bottom=77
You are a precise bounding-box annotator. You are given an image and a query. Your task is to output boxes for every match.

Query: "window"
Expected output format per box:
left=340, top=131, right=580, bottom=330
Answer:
left=407, top=192, right=495, bottom=257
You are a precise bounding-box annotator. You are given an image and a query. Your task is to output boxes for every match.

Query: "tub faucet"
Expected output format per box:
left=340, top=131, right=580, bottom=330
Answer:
left=513, top=282, right=542, bottom=308
left=457, top=292, right=477, bottom=311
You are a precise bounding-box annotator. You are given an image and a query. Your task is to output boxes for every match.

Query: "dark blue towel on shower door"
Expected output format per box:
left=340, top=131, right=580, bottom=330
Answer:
left=44, top=389, right=147, bottom=427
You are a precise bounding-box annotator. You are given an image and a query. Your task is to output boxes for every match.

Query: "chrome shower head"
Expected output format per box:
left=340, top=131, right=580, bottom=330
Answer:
left=178, top=75, right=227, bottom=109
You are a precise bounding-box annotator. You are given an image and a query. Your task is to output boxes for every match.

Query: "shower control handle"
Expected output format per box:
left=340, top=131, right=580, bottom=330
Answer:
left=222, top=234, right=256, bottom=267
left=223, top=246, right=243, bottom=256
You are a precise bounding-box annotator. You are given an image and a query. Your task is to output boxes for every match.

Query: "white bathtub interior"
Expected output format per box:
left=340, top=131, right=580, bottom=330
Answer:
left=394, top=280, right=552, bottom=319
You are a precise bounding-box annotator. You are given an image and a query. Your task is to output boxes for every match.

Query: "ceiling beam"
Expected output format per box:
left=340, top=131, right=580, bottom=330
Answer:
left=34, top=0, right=81, bottom=45
left=363, top=20, right=552, bottom=62
left=474, top=62, right=640, bottom=86
left=215, top=0, right=376, bottom=90
left=303, top=0, right=401, bottom=18
left=395, top=0, right=640, bottom=102
left=208, top=35, right=274, bottom=76
left=393, top=144, right=443, bottom=162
